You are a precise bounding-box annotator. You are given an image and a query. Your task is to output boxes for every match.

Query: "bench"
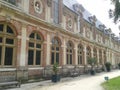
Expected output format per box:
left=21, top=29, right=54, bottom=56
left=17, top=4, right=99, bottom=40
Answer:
left=0, top=70, right=21, bottom=88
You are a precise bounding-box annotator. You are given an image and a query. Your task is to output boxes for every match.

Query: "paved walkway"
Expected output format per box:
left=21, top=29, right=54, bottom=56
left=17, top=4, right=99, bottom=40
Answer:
left=6, top=70, right=120, bottom=90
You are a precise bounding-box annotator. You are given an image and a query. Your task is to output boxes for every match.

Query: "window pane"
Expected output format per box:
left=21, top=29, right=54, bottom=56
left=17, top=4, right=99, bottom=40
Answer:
left=80, top=56, right=82, bottom=64
left=51, top=52, right=54, bottom=64
left=56, top=53, right=59, bottom=64
left=7, top=26, right=14, bottom=34
left=4, top=47, right=13, bottom=65
left=0, top=46, right=2, bottom=65
left=36, top=34, right=41, bottom=40
left=29, top=42, right=34, bottom=47
left=28, top=50, right=34, bottom=65
left=36, top=44, right=41, bottom=48
left=0, top=24, right=3, bottom=32
left=6, top=38, right=14, bottom=44
left=0, top=37, right=2, bottom=43
left=30, top=33, right=35, bottom=38
left=8, top=0, right=16, bottom=5
left=78, top=56, right=79, bottom=64
left=56, top=47, right=59, bottom=51
left=36, top=51, right=41, bottom=65
left=52, top=46, right=54, bottom=50
left=70, top=55, right=72, bottom=64
left=67, top=54, right=68, bottom=64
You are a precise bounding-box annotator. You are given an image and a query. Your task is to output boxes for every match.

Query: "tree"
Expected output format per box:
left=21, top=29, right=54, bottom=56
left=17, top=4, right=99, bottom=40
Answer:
left=87, top=57, right=97, bottom=75
left=109, top=0, right=120, bottom=23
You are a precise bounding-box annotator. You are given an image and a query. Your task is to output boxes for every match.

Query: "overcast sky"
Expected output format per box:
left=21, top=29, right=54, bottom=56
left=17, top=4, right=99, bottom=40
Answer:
left=77, top=0, right=120, bottom=37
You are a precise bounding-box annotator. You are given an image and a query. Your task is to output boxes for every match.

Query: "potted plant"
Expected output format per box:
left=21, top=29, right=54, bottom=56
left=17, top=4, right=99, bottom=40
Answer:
left=51, top=63, right=60, bottom=82
left=118, top=63, right=120, bottom=69
left=105, top=62, right=111, bottom=72
left=87, top=57, right=97, bottom=75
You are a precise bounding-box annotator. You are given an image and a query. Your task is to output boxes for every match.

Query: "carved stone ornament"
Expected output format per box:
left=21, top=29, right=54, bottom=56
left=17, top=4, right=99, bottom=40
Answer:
left=47, top=0, right=52, bottom=7
left=67, top=18, right=72, bottom=29
left=34, top=0, right=43, bottom=14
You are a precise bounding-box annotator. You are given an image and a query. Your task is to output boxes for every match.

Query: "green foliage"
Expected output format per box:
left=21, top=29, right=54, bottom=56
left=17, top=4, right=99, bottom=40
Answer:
left=52, top=63, right=59, bottom=75
left=111, top=0, right=120, bottom=23
left=102, top=76, right=120, bottom=90
left=118, top=63, right=120, bottom=67
left=105, top=62, right=111, bottom=67
left=87, top=57, right=97, bottom=66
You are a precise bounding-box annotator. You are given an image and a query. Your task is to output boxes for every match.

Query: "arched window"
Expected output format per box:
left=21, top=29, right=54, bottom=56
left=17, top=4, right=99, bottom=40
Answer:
left=28, top=32, right=43, bottom=66
left=86, top=46, right=91, bottom=63
left=51, top=37, right=60, bottom=64
left=0, top=23, right=16, bottom=66
left=78, top=44, right=83, bottom=65
left=66, top=41, right=73, bottom=64
left=99, top=50, right=102, bottom=64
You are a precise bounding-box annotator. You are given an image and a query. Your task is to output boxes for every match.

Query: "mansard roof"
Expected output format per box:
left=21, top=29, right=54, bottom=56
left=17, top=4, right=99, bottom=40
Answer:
left=63, top=0, right=109, bottom=33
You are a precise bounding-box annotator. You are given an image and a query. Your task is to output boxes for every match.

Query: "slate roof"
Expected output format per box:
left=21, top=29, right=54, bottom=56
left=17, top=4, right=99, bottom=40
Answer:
left=63, top=0, right=108, bottom=34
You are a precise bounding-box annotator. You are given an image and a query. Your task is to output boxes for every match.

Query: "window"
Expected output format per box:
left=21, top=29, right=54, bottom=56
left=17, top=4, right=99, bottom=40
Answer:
left=28, top=32, right=42, bottom=66
left=78, top=44, right=83, bottom=65
left=0, top=23, right=16, bottom=66
left=53, top=0, right=59, bottom=24
left=4, top=0, right=16, bottom=5
left=86, top=46, right=91, bottom=63
left=66, top=41, right=73, bottom=64
left=51, top=37, right=60, bottom=64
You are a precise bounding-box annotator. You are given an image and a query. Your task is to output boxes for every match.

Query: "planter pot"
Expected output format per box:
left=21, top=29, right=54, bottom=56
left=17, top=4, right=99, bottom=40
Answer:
left=90, top=70, right=95, bottom=75
left=106, top=68, right=111, bottom=72
left=51, top=75, right=60, bottom=82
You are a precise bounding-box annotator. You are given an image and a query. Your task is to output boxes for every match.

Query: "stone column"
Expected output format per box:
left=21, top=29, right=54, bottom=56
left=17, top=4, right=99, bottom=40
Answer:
left=74, top=44, right=78, bottom=65
left=46, top=33, right=51, bottom=65
left=83, top=45, right=87, bottom=65
left=17, top=24, right=28, bottom=80
left=91, top=47, right=93, bottom=58
left=97, top=49, right=99, bottom=65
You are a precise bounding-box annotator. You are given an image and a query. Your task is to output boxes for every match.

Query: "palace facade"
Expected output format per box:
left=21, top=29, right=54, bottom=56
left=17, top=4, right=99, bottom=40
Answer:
left=0, top=0, right=120, bottom=80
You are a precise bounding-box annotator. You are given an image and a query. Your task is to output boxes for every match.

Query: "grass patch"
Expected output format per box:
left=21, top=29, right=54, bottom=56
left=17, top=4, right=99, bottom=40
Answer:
left=102, top=76, right=120, bottom=90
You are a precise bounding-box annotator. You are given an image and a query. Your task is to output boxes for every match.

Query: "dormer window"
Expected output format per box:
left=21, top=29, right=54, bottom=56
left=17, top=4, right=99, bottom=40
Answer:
left=73, top=4, right=84, bottom=15
left=4, top=0, right=16, bottom=5
left=99, top=24, right=106, bottom=31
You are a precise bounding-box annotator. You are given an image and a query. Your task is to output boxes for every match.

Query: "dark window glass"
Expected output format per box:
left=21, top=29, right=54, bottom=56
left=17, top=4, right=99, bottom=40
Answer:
left=8, top=0, right=16, bottom=5
left=80, top=56, right=82, bottom=64
left=36, top=51, right=41, bottom=65
left=52, top=46, right=54, bottom=50
left=6, top=38, right=14, bottom=44
left=51, top=52, right=54, bottom=64
left=28, top=50, right=34, bottom=65
left=36, top=44, right=41, bottom=48
left=56, top=53, right=59, bottom=64
left=70, top=55, right=72, bottom=64
left=67, top=54, right=68, bottom=64
left=56, top=47, right=59, bottom=51
left=78, top=56, right=79, bottom=64
left=30, top=33, right=35, bottom=39
left=7, top=26, right=14, bottom=34
left=29, top=42, right=34, bottom=47
left=36, top=34, right=41, bottom=40
left=0, top=24, right=3, bottom=32
left=70, top=50, right=72, bottom=53
left=0, top=37, right=2, bottom=43
left=0, top=46, right=2, bottom=65
left=4, top=0, right=16, bottom=5
left=4, top=47, right=13, bottom=65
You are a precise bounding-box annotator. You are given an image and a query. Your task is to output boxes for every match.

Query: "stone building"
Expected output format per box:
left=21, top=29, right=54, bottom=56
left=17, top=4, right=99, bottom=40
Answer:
left=0, top=0, right=120, bottom=80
